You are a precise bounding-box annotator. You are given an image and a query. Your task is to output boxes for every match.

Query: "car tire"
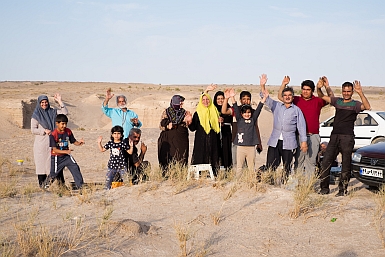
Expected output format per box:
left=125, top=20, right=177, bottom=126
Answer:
left=372, top=137, right=385, bottom=144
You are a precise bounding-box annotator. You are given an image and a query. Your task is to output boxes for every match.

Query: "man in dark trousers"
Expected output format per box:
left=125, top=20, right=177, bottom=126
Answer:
left=317, top=80, right=371, bottom=196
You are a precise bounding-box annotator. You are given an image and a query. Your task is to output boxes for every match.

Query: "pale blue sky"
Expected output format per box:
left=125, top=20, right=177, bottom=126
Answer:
left=1, top=0, right=384, bottom=86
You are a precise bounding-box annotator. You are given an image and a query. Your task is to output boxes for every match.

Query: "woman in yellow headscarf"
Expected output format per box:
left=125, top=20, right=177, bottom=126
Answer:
left=188, top=84, right=221, bottom=175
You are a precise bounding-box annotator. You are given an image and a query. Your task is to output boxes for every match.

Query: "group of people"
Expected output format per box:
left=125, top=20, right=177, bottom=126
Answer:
left=31, top=74, right=371, bottom=196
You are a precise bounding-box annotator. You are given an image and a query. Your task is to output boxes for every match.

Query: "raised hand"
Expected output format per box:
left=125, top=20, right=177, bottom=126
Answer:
left=321, top=76, right=329, bottom=87
left=224, top=88, right=231, bottom=99
left=259, top=74, right=268, bottom=86
left=106, top=88, right=114, bottom=100
left=354, top=80, right=363, bottom=94
left=205, top=83, right=217, bottom=93
left=97, top=136, right=103, bottom=143
left=282, top=76, right=290, bottom=86
left=184, top=111, right=192, bottom=125
left=229, top=88, right=235, bottom=97
left=53, top=93, right=62, bottom=103
left=140, top=141, right=147, bottom=153
left=317, top=77, right=324, bottom=89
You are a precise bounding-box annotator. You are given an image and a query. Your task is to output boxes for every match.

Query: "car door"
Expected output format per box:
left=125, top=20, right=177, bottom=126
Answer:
left=319, top=117, right=334, bottom=143
left=353, top=113, right=379, bottom=148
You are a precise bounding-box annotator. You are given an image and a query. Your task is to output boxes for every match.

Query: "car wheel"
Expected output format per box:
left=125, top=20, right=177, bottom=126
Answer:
left=372, top=137, right=385, bottom=144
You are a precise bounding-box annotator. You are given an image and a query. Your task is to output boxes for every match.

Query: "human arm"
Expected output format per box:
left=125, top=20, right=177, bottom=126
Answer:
left=321, top=76, right=334, bottom=97
left=188, top=112, right=199, bottom=132
left=259, top=74, right=268, bottom=93
left=221, top=88, right=234, bottom=115
left=103, top=88, right=114, bottom=107
left=317, top=82, right=332, bottom=103
left=277, top=76, right=290, bottom=102
left=252, top=89, right=269, bottom=120
left=204, top=83, right=217, bottom=94
left=54, top=93, right=68, bottom=115
left=51, top=147, right=73, bottom=155
left=159, top=110, right=171, bottom=131
left=184, top=111, right=192, bottom=126
left=297, top=110, right=308, bottom=153
left=97, top=136, right=107, bottom=152
left=134, top=141, right=147, bottom=167
left=73, top=138, right=85, bottom=146
left=130, top=117, right=142, bottom=128
left=126, top=139, right=134, bottom=155
left=354, top=80, right=371, bottom=110
left=31, top=118, right=50, bottom=136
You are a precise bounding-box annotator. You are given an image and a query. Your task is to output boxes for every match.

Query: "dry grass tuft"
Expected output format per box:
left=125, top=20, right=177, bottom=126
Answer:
left=374, top=185, right=385, bottom=248
left=174, top=222, right=192, bottom=257
left=289, top=171, right=325, bottom=218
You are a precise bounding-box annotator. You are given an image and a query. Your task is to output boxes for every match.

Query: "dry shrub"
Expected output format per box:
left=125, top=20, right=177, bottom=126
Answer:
left=174, top=222, right=192, bottom=257
left=0, top=178, right=18, bottom=198
left=289, top=171, right=325, bottom=218
left=14, top=219, right=93, bottom=256
left=98, top=206, right=114, bottom=238
left=211, top=201, right=226, bottom=225
left=374, top=185, right=385, bottom=247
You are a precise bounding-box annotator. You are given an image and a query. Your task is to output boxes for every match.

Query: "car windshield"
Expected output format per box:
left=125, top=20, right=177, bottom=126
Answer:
left=377, top=112, right=385, bottom=120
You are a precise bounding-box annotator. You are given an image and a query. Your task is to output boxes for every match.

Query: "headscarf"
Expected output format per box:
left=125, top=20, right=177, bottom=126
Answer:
left=166, top=95, right=186, bottom=124
left=31, top=95, right=57, bottom=131
left=213, top=91, right=232, bottom=124
left=196, top=93, right=220, bottom=134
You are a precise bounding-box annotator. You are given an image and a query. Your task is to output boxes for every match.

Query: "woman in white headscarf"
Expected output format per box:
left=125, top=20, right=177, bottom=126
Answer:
left=31, top=93, right=67, bottom=187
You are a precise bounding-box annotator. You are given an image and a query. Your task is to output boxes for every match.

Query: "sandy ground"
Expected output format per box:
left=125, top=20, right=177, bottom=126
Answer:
left=1, top=81, right=385, bottom=256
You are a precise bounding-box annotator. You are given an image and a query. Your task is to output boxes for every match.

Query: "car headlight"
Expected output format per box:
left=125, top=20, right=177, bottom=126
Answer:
left=352, top=153, right=362, bottom=162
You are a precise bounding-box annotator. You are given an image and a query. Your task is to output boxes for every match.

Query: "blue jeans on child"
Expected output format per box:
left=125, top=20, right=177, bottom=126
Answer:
left=105, top=167, right=127, bottom=189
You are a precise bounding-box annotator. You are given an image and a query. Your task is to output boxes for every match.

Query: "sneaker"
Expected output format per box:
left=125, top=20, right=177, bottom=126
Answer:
left=335, top=190, right=348, bottom=197
left=318, top=189, right=330, bottom=195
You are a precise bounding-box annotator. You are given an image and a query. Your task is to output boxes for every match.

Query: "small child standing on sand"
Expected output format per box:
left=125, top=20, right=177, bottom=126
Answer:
left=98, top=125, right=133, bottom=189
left=45, top=114, right=85, bottom=189
left=225, top=88, right=268, bottom=177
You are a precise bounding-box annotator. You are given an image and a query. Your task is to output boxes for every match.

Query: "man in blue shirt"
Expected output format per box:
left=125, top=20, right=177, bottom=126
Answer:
left=102, top=89, right=142, bottom=139
left=261, top=79, right=308, bottom=180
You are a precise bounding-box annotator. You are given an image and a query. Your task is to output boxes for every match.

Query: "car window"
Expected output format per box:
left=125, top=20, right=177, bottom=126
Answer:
left=377, top=112, right=385, bottom=121
left=357, top=113, right=377, bottom=126
left=322, top=117, right=334, bottom=127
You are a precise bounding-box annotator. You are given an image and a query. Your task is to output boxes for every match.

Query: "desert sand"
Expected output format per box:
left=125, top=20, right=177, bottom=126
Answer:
left=0, top=81, right=385, bottom=256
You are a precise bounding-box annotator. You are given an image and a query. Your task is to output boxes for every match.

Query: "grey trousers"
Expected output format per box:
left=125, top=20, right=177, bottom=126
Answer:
left=296, top=134, right=320, bottom=174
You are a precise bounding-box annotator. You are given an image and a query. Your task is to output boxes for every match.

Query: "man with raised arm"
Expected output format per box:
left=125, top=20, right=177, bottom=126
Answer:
left=102, top=88, right=142, bottom=139
left=260, top=75, right=308, bottom=181
left=274, top=75, right=333, bottom=175
left=317, top=80, right=371, bottom=196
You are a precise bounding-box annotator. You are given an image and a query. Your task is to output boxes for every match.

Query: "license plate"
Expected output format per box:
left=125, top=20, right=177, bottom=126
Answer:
left=360, top=167, right=383, bottom=178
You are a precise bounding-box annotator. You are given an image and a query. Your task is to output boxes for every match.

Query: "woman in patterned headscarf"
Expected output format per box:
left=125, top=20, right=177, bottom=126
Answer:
left=31, top=93, right=67, bottom=187
left=189, top=85, right=221, bottom=175
left=158, top=95, right=192, bottom=176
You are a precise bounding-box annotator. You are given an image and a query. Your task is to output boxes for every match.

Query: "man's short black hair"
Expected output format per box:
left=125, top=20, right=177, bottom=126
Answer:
left=301, top=80, right=315, bottom=92
left=111, top=125, right=124, bottom=141
left=282, top=86, right=295, bottom=97
left=240, top=91, right=251, bottom=99
left=342, top=82, right=353, bottom=89
left=56, top=114, right=68, bottom=123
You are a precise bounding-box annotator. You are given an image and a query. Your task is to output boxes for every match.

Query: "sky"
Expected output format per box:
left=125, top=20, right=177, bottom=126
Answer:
left=1, top=0, right=385, bottom=86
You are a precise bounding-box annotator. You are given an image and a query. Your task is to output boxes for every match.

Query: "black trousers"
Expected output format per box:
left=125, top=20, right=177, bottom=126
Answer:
left=266, top=140, right=294, bottom=178
left=320, top=134, right=355, bottom=191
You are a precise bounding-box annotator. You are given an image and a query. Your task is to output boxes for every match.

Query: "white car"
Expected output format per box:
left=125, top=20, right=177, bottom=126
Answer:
left=319, top=110, right=385, bottom=149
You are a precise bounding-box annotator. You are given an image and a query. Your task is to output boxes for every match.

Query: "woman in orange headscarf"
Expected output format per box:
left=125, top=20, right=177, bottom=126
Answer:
left=188, top=85, right=221, bottom=175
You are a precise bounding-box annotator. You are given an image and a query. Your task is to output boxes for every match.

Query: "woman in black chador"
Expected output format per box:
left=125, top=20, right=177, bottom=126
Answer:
left=158, top=95, right=191, bottom=176
left=213, top=91, right=233, bottom=170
